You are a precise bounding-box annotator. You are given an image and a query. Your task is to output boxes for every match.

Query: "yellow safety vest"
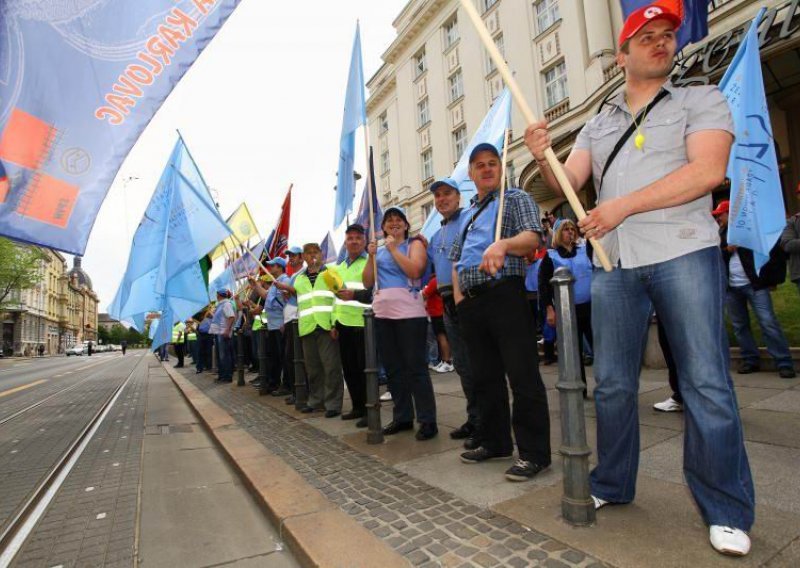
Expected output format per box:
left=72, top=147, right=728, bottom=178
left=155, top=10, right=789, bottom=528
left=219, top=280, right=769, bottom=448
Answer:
left=332, top=256, right=369, bottom=328
left=172, top=322, right=185, bottom=343
left=294, top=268, right=335, bottom=337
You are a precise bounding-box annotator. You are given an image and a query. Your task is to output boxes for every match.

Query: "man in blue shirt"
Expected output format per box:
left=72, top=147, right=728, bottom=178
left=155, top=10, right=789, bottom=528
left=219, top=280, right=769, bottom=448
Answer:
left=250, top=258, right=291, bottom=395
left=450, top=143, right=550, bottom=482
left=428, top=177, right=480, bottom=449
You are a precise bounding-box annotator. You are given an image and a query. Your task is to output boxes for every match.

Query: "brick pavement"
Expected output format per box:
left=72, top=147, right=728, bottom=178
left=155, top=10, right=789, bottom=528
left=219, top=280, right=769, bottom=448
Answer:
left=9, top=355, right=148, bottom=568
left=180, top=369, right=604, bottom=568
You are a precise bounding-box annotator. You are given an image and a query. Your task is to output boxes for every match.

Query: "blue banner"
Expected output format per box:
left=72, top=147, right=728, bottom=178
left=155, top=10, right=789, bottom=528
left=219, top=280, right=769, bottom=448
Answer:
left=108, top=137, right=232, bottom=329
left=0, top=0, right=241, bottom=254
left=320, top=232, right=337, bottom=264
left=620, top=1, right=710, bottom=51
left=421, top=88, right=511, bottom=239
left=354, top=148, right=383, bottom=240
left=334, top=23, right=367, bottom=229
left=720, top=9, right=784, bottom=274
left=209, top=265, right=236, bottom=296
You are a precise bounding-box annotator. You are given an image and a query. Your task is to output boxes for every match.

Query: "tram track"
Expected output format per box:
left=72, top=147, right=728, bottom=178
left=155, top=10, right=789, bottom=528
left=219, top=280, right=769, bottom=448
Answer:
left=0, top=356, right=145, bottom=567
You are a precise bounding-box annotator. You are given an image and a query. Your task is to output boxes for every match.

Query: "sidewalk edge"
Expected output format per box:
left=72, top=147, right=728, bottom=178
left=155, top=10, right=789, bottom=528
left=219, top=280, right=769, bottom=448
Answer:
left=163, top=364, right=409, bottom=568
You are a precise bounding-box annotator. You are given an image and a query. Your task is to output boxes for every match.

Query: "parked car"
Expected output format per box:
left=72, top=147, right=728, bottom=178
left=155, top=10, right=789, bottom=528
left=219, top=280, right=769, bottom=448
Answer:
left=66, top=343, right=87, bottom=356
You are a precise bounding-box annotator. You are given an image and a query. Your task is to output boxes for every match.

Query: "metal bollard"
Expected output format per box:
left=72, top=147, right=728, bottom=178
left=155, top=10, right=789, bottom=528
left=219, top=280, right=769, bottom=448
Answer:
left=363, top=308, right=383, bottom=444
left=291, top=321, right=308, bottom=410
left=236, top=330, right=245, bottom=386
left=257, top=328, right=269, bottom=395
left=551, top=267, right=595, bottom=526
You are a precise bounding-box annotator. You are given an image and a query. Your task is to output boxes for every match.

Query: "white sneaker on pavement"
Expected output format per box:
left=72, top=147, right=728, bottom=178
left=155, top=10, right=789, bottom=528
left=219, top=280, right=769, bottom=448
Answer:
left=379, top=391, right=392, bottom=402
left=653, top=396, right=683, bottom=412
left=433, top=361, right=454, bottom=373
left=591, top=495, right=608, bottom=510
left=709, top=526, right=750, bottom=556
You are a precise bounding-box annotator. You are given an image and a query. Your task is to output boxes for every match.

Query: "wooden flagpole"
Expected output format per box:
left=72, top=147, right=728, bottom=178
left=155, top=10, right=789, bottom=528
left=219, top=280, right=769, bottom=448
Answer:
left=459, top=0, right=612, bottom=272
left=494, top=128, right=510, bottom=242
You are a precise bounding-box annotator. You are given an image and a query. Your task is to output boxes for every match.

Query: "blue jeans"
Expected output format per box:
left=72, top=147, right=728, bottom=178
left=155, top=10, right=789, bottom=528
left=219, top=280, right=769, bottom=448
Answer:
left=590, top=247, right=754, bottom=530
left=217, top=335, right=234, bottom=380
left=727, top=285, right=793, bottom=369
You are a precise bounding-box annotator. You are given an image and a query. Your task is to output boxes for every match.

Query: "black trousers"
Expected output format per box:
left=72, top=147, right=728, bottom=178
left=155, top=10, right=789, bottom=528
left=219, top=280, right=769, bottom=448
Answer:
left=576, top=301, right=593, bottom=387
left=266, top=329, right=284, bottom=390
left=458, top=278, right=551, bottom=465
left=174, top=342, right=185, bottom=367
left=283, top=320, right=296, bottom=391
left=337, top=323, right=366, bottom=416
left=197, top=332, right=214, bottom=371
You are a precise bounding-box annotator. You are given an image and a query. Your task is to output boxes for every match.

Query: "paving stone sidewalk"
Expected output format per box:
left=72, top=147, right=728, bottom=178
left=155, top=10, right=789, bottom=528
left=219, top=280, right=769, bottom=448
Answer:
left=180, top=369, right=604, bottom=568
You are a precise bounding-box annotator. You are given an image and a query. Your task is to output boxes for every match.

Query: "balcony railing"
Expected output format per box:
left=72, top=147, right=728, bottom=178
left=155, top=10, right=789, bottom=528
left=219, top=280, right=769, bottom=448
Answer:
left=708, top=0, right=735, bottom=14
left=544, top=98, right=570, bottom=122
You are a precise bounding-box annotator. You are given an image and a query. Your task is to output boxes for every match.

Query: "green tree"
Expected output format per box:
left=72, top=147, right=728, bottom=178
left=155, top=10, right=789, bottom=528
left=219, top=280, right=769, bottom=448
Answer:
left=98, top=326, right=111, bottom=345
left=109, top=324, right=127, bottom=344
left=0, top=238, right=47, bottom=307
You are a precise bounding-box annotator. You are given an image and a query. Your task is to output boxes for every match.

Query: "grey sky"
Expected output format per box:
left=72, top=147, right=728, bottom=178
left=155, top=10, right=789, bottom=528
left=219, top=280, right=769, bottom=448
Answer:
left=81, top=0, right=407, bottom=309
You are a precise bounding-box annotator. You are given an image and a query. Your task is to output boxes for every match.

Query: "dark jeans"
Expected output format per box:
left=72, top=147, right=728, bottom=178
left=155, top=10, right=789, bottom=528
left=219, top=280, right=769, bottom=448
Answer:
left=337, top=323, right=366, bottom=416
left=457, top=278, right=551, bottom=465
left=575, top=302, right=593, bottom=387
left=443, top=298, right=479, bottom=430
left=375, top=317, right=437, bottom=425
left=266, top=329, right=284, bottom=390
left=174, top=342, right=185, bottom=367
left=726, top=284, right=793, bottom=369
left=243, top=330, right=255, bottom=368
left=283, top=321, right=296, bottom=391
left=250, top=331, right=259, bottom=371
left=656, top=318, right=681, bottom=403
left=197, top=332, right=213, bottom=372
left=217, top=335, right=234, bottom=380
left=188, top=340, right=198, bottom=363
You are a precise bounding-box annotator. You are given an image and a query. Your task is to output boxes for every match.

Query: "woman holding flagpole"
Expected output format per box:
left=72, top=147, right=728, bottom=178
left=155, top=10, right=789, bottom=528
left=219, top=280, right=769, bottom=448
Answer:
left=363, top=207, right=438, bottom=441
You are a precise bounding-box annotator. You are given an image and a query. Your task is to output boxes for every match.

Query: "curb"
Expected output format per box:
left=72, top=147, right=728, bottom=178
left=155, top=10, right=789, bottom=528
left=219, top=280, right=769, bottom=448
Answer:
left=162, top=364, right=409, bottom=568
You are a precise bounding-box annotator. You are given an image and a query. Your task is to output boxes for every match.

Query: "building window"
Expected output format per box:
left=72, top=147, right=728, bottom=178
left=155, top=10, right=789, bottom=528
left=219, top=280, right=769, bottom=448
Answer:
left=414, top=48, right=427, bottom=78
left=448, top=70, right=464, bottom=103
left=544, top=60, right=568, bottom=108
left=483, top=0, right=500, bottom=11
left=421, top=149, right=434, bottom=181
left=421, top=202, right=433, bottom=220
left=485, top=33, right=504, bottom=75
left=443, top=16, right=459, bottom=50
left=379, top=111, right=389, bottom=135
left=452, top=126, right=467, bottom=162
left=534, top=0, right=560, bottom=33
left=417, top=98, right=430, bottom=127
left=381, top=150, right=390, bottom=175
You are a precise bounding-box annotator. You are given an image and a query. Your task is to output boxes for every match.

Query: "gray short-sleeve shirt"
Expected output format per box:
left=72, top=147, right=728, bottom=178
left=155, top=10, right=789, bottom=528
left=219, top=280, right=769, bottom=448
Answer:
left=574, top=82, right=734, bottom=268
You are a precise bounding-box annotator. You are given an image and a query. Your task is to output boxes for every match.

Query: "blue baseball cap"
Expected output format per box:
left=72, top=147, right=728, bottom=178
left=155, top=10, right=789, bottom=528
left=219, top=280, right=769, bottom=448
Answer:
left=430, top=177, right=459, bottom=193
left=216, top=288, right=232, bottom=298
left=266, top=257, right=287, bottom=269
left=285, top=245, right=302, bottom=255
left=468, top=142, right=500, bottom=163
left=383, top=206, right=408, bottom=222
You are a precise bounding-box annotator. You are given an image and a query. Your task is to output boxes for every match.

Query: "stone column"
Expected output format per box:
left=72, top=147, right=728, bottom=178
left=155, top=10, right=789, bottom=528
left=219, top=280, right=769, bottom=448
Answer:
left=583, top=0, right=615, bottom=58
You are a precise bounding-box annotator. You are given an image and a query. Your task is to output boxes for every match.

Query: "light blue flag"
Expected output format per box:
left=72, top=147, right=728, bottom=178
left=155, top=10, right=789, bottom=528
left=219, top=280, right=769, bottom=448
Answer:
left=108, top=137, right=232, bottom=329
left=209, top=266, right=236, bottom=296
left=421, top=88, right=512, bottom=239
left=150, top=309, right=175, bottom=352
left=148, top=318, right=159, bottom=341
left=0, top=1, right=241, bottom=255
left=320, top=232, right=337, bottom=264
left=720, top=9, right=784, bottom=274
left=334, top=23, right=367, bottom=228
left=232, top=239, right=265, bottom=279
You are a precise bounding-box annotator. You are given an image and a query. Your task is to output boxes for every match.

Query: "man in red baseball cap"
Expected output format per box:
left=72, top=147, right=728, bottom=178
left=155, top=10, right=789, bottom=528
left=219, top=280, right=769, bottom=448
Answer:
left=524, top=1, right=755, bottom=558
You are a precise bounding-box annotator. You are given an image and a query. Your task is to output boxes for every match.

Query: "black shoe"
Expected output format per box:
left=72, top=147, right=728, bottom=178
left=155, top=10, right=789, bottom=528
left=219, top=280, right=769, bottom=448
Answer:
left=248, top=367, right=258, bottom=373
left=271, top=388, right=291, bottom=397
left=460, top=446, right=512, bottom=464
left=542, top=357, right=557, bottom=366
left=737, top=361, right=761, bottom=374
left=218, top=378, right=232, bottom=383
left=300, top=406, right=317, bottom=414
left=341, top=411, right=365, bottom=421
left=778, top=367, right=797, bottom=379
left=449, top=422, right=474, bottom=440
left=463, top=436, right=481, bottom=450
left=416, top=423, right=438, bottom=441
left=324, top=410, right=341, bottom=418
left=174, top=364, right=184, bottom=368
left=382, top=421, right=414, bottom=435
left=583, top=356, right=594, bottom=367
left=285, top=395, right=295, bottom=405
left=505, top=459, right=548, bottom=481
left=355, top=417, right=368, bottom=428
left=195, top=370, right=203, bottom=374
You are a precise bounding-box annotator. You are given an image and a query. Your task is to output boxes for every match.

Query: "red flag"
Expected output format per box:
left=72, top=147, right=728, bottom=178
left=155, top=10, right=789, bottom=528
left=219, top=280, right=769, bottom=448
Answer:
left=267, top=185, right=292, bottom=260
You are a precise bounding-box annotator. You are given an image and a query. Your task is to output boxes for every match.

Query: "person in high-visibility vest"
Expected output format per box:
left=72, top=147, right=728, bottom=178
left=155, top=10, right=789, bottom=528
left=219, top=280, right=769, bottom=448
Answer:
left=185, top=319, right=198, bottom=365
left=332, top=224, right=373, bottom=428
left=172, top=320, right=186, bottom=368
left=286, top=243, right=343, bottom=417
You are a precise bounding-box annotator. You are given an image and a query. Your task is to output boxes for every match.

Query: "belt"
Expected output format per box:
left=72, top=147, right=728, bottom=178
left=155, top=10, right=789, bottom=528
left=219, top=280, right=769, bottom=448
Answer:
left=462, top=276, right=522, bottom=300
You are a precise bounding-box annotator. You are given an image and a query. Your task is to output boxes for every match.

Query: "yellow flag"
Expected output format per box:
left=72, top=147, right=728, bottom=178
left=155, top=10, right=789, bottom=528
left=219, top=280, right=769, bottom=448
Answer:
left=210, top=203, right=260, bottom=260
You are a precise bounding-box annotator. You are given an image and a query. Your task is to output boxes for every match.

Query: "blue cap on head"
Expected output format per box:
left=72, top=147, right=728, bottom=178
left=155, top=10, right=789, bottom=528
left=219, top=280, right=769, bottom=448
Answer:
left=383, top=205, right=408, bottom=221
left=430, top=177, right=459, bottom=193
left=216, top=288, right=231, bottom=298
left=266, top=257, right=287, bottom=269
left=285, top=245, right=302, bottom=256
left=468, top=142, right=500, bottom=163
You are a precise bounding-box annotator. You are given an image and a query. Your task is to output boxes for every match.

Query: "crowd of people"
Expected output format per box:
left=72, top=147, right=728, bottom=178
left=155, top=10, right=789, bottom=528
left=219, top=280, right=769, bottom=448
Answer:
left=156, top=3, right=800, bottom=558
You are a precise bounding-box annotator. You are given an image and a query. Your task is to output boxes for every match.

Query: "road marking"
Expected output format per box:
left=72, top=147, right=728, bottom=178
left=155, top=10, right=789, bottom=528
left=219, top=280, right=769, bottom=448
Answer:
left=0, top=380, right=48, bottom=399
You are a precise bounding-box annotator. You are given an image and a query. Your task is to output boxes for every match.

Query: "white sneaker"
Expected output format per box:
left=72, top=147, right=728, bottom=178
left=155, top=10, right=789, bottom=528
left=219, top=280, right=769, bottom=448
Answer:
left=591, top=495, right=608, bottom=510
left=439, top=362, right=454, bottom=372
left=653, top=396, right=683, bottom=412
left=709, top=525, right=750, bottom=556
left=379, top=391, right=392, bottom=402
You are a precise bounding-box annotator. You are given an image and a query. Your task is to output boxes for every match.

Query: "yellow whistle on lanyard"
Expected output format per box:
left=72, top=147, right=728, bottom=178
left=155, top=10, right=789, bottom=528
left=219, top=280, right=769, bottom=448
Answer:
left=634, top=133, right=645, bottom=151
